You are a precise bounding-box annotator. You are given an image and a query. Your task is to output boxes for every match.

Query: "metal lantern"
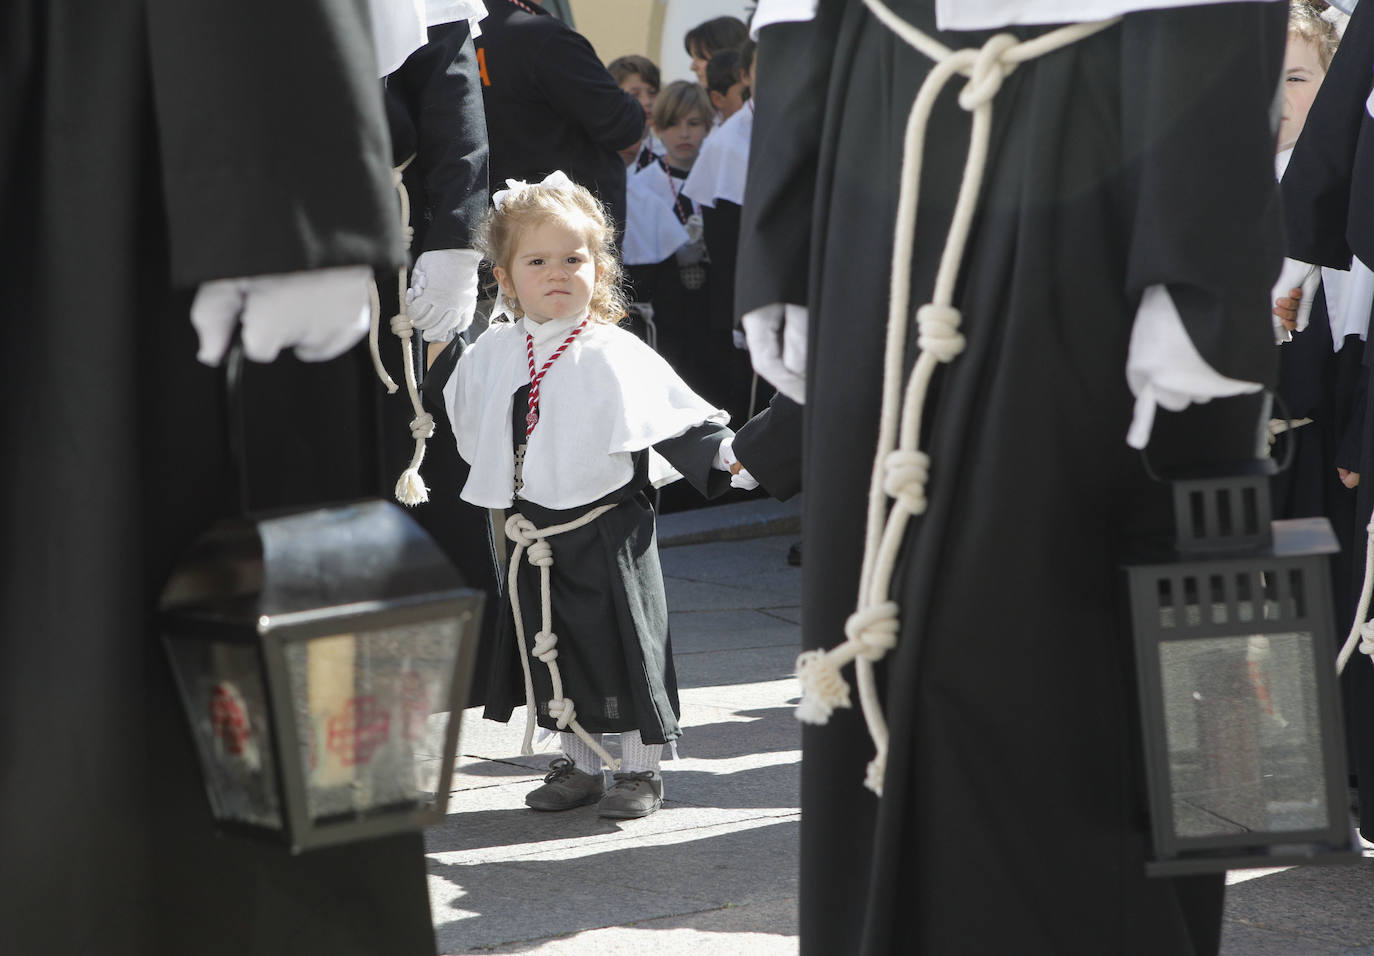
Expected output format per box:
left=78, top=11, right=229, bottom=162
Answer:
left=1125, top=464, right=1358, bottom=875
left=159, top=499, right=483, bottom=852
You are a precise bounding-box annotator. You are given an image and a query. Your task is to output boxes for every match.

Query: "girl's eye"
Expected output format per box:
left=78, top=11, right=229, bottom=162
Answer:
left=529, top=258, right=544, bottom=266
left=1287, top=75, right=1306, bottom=84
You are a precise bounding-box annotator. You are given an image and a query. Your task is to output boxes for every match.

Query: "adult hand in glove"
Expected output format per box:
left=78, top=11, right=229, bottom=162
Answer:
left=405, top=248, right=482, bottom=342
left=742, top=303, right=807, bottom=404
left=190, top=266, right=373, bottom=365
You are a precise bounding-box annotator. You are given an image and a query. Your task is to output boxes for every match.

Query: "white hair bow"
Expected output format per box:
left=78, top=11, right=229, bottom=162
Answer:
left=492, top=170, right=575, bottom=208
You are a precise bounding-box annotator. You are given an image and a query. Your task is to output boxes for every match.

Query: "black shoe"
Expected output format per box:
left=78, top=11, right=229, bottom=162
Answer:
left=597, top=770, right=664, bottom=819
left=525, top=757, right=605, bottom=811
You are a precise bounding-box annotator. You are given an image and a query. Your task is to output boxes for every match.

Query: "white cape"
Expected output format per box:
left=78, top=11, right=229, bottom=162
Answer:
left=682, top=104, right=753, bottom=209
left=444, top=316, right=729, bottom=509
left=623, top=163, right=691, bottom=266
left=369, top=0, right=487, bottom=77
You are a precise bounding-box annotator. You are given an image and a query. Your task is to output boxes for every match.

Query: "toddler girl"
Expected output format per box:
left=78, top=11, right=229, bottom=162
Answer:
left=440, top=171, right=752, bottom=818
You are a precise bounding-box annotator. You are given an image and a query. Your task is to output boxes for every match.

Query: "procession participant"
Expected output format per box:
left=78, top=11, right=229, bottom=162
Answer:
left=1, top=1, right=447, bottom=952
left=1283, top=0, right=1374, bottom=847
left=436, top=173, right=752, bottom=818
left=474, top=0, right=644, bottom=235
left=737, top=1, right=1287, bottom=952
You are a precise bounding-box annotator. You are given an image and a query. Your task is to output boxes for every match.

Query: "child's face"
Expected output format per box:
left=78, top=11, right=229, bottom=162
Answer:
left=1279, top=35, right=1327, bottom=153
left=710, top=78, right=748, bottom=120
left=659, top=111, right=711, bottom=168
left=619, top=74, right=658, bottom=127
left=494, top=219, right=600, bottom=325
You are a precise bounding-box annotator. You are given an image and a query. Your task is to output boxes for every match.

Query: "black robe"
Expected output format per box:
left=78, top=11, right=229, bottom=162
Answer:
left=1281, top=0, right=1374, bottom=844
left=737, top=3, right=1284, bottom=953
left=1, top=2, right=443, bottom=953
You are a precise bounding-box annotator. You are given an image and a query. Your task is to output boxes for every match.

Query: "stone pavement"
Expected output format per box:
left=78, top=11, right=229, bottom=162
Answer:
left=423, top=503, right=1374, bottom=956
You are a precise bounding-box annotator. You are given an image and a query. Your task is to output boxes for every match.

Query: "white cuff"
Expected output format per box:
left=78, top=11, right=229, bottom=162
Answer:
left=1271, top=258, right=1320, bottom=344
left=1124, top=284, right=1265, bottom=449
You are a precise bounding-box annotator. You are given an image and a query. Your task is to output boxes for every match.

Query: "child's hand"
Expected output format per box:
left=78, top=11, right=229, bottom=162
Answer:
left=1273, top=286, right=1303, bottom=333
left=1339, top=467, right=1360, bottom=489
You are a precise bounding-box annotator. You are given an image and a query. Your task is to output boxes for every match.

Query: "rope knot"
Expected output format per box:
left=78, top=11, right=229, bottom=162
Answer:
left=390, top=313, right=414, bottom=338
left=504, top=514, right=538, bottom=548
left=526, top=539, right=554, bottom=567
left=1360, top=620, right=1374, bottom=657
left=402, top=224, right=415, bottom=251
left=957, top=33, right=1019, bottom=111
left=794, top=649, right=852, bottom=724
left=547, top=697, right=576, bottom=729
left=532, top=630, right=559, bottom=663
left=864, top=750, right=887, bottom=797
left=844, top=601, right=900, bottom=661
left=882, top=449, right=930, bottom=514
left=915, top=304, right=966, bottom=362
left=410, top=412, right=435, bottom=440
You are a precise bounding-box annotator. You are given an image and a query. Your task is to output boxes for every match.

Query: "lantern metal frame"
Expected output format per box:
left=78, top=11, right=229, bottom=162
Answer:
left=160, top=500, right=484, bottom=853
left=1125, top=464, right=1358, bottom=876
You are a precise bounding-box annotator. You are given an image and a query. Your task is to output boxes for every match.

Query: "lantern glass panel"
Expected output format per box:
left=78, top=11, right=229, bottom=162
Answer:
left=283, top=617, right=462, bottom=822
left=1158, top=630, right=1329, bottom=840
left=166, top=639, right=282, bottom=828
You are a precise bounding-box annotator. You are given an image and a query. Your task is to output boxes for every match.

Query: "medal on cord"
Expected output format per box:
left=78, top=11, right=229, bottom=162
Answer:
left=525, top=318, right=589, bottom=434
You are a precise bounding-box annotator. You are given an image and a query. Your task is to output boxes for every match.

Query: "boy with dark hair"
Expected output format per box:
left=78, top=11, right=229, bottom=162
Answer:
left=705, top=48, right=747, bottom=121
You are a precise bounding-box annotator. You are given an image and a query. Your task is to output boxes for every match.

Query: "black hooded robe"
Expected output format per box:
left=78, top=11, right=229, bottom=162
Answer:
left=738, top=2, right=1285, bottom=953
left=1, top=2, right=445, bottom=953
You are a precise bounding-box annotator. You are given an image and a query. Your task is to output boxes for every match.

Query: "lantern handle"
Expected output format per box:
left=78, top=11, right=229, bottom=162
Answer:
left=224, top=333, right=252, bottom=516
left=1137, top=387, right=1294, bottom=484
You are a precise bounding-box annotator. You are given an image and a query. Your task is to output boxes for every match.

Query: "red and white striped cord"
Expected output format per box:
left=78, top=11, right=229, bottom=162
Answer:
left=525, top=318, right=588, bottom=436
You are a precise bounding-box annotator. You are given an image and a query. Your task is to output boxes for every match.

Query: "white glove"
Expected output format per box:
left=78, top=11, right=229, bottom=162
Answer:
left=716, top=436, right=761, bottom=491
left=732, top=329, right=748, bottom=350
left=405, top=248, right=482, bottom=342
left=742, top=303, right=807, bottom=404
left=191, top=266, right=373, bottom=365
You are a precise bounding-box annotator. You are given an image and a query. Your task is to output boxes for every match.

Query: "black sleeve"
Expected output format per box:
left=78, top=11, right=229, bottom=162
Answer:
left=1282, top=0, right=1374, bottom=268
left=392, top=21, right=490, bottom=253
left=735, top=11, right=842, bottom=319
left=145, top=0, right=402, bottom=285
left=653, top=423, right=733, bottom=499
left=1121, top=3, right=1285, bottom=386
left=1338, top=366, right=1368, bottom=474
left=731, top=393, right=802, bottom=501
left=531, top=28, right=644, bottom=153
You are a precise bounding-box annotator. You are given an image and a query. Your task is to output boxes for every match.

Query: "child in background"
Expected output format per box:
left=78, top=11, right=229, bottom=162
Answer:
left=683, top=16, right=748, bottom=87
left=440, top=172, right=754, bottom=818
left=623, top=82, right=715, bottom=400
left=705, top=48, right=748, bottom=121
left=607, top=54, right=661, bottom=171
left=684, top=39, right=759, bottom=429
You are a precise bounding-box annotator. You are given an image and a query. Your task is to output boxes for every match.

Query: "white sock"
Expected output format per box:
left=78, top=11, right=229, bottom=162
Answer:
left=561, top=732, right=604, bottom=775
left=618, top=730, right=663, bottom=774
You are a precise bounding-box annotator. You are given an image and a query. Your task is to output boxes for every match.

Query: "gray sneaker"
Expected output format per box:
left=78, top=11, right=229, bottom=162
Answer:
left=525, top=757, right=604, bottom=811
left=598, top=770, right=664, bottom=819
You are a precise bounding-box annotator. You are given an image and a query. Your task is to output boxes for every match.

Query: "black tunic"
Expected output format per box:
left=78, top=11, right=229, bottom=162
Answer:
left=737, top=3, right=1284, bottom=954
left=1, top=2, right=444, bottom=955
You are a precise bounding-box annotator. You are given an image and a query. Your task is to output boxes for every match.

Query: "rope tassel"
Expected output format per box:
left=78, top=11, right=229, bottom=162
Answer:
left=795, top=1, right=1122, bottom=798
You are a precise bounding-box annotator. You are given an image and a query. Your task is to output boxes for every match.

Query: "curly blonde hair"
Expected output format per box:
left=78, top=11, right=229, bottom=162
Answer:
left=1290, top=2, right=1340, bottom=71
left=474, top=179, right=629, bottom=325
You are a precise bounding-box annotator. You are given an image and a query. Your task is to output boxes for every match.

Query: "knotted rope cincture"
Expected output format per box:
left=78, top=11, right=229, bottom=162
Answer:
left=792, top=2, right=1121, bottom=797
left=365, top=156, right=433, bottom=506
left=505, top=504, right=620, bottom=769
left=1337, top=515, right=1374, bottom=675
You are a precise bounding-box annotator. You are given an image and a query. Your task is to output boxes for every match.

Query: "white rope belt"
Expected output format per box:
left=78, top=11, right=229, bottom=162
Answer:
left=505, top=503, right=621, bottom=769
left=793, top=1, right=1120, bottom=797
left=368, top=154, right=436, bottom=507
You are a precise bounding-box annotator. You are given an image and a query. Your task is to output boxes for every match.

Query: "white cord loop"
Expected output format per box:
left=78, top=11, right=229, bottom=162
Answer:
left=391, top=313, right=415, bottom=337
left=791, top=1, right=1121, bottom=796
left=1338, top=515, right=1374, bottom=675
left=503, top=504, right=619, bottom=769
